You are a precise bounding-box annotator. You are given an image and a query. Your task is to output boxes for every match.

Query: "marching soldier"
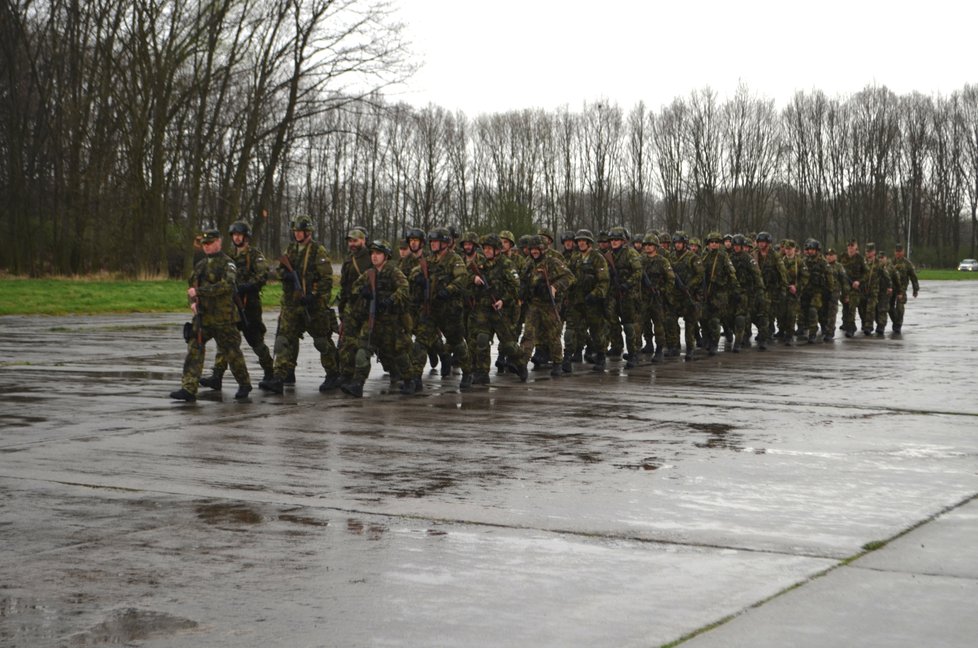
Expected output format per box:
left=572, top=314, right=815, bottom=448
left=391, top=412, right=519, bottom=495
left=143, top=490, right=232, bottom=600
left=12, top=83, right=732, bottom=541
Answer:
left=200, top=220, right=274, bottom=391
left=639, top=233, right=676, bottom=361
left=801, top=239, right=837, bottom=344
left=170, top=229, right=251, bottom=402
left=259, top=216, right=340, bottom=394
left=840, top=239, right=869, bottom=337
left=779, top=240, right=808, bottom=346
left=520, top=235, right=574, bottom=378
left=564, top=229, right=610, bottom=372
left=670, top=231, right=704, bottom=360
left=730, top=234, right=768, bottom=351
left=889, top=244, right=920, bottom=334
left=604, top=226, right=644, bottom=368
left=700, top=232, right=740, bottom=355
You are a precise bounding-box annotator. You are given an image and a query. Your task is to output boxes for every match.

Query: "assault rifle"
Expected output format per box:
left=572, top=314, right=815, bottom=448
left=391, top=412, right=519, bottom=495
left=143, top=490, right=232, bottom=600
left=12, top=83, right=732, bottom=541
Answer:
left=278, top=254, right=312, bottom=322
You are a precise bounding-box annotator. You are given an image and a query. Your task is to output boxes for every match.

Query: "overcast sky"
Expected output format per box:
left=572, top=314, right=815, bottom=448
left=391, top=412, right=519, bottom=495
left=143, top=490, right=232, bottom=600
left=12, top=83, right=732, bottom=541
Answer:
left=389, top=0, right=976, bottom=115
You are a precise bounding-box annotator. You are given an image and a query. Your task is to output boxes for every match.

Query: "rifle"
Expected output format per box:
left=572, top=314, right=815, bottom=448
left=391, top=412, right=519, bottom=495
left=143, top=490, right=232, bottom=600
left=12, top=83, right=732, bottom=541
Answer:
left=468, top=257, right=501, bottom=308
left=189, top=275, right=204, bottom=351
left=602, top=250, right=628, bottom=318
left=673, top=258, right=698, bottom=308
left=539, top=263, right=562, bottom=323
left=366, top=268, right=377, bottom=350
left=278, top=254, right=312, bottom=322
left=418, top=255, right=431, bottom=317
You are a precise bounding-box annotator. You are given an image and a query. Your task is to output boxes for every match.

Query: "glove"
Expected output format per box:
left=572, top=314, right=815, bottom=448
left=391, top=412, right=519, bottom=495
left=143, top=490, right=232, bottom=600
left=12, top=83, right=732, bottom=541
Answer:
left=584, top=293, right=603, bottom=306
left=359, top=284, right=374, bottom=299
left=436, top=287, right=451, bottom=300
left=299, top=293, right=317, bottom=307
left=619, top=281, right=632, bottom=292
left=236, top=282, right=255, bottom=296
left=535, top=282, right=551, bottom=299
left=281, top=271, right=297, bottom=288
left=377, top=297, right=394, bottom=312
left=414, top=273, right=427, bottom=287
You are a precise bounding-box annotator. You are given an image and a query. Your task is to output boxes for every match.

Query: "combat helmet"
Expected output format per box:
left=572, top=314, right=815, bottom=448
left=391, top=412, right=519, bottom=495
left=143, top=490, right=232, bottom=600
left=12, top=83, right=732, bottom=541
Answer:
left=228, top=220, right=252, bottom=238
left=499, top=230, right=516, bottom=245
left=481, top=233, right=503, bottom=249
left=574, top=229, right=595, bottom=244
left=427, top=227, right=451, bottom=244
left=755, top=231, right=773, bottom=244
left=368, top=239, right=393, bottom=257
left=291, top=215, right=314, bottom=232
left=608, top=226, right=629, bottom=241
left=672, top=230, right=689, bottom=244
left=706, top=231, right=723, bottom=243
left=642, top=232, right=660, bottom=245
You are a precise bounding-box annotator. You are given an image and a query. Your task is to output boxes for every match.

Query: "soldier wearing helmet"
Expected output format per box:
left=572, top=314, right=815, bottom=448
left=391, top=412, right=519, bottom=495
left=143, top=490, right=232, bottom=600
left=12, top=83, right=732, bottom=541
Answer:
left=823, top=246, right=849, bottom=341
left=800, top=238, right=837, bottom=344
left=519, top=235, right=574, bottom=378
left=777, top=240, right=808, bottom=346
left=752, top=231, right=788, bottom=343
left=199, top=220, right=274, bottom=392
left=259, top=216, right=341, bottom=394
left=699, top=231, right=740, bottom=356
left=407, top=227, right=474, bottom=390
left=888, top=244, right=919, bottom=335
left=559, top=230, right=577, bottom=262
left=603, top=226, right=645, bottom=368
left=563, top=229, right=610, bottom=371
left=463, top=234, right=528, bottom=384
left=729, top=234, right=769, bottom=351
left=340, top=240, right=420, bottom=398
left=170, top=229, right=252, bottom=402
left=839, top=239, right=867, bottom=337
left=638, top=232, right=676, bottom=362
left=670, top=231, right=705, bottom=360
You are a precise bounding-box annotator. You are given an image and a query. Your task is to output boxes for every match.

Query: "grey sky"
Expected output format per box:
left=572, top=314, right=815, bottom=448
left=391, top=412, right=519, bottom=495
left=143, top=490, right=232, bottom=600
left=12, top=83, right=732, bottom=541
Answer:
left=391, top=0, right=976, bottom=114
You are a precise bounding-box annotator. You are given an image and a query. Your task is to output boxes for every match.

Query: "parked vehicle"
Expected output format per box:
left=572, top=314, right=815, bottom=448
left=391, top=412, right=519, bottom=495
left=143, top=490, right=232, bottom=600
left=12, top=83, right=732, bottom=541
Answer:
left=958, top=258, right=978, bottom=271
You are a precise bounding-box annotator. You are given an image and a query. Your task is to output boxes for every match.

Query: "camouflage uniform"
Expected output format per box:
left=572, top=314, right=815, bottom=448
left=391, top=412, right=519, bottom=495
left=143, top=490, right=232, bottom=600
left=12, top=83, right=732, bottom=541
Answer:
left=342, top=242, right=419, bottom=397
left=840, top=245, right=868, bottom=336
left=604, top=227, right=644, bottom=367
left=861, top=247, right=892, bottom=336
left=822, top=252, right=849, bottom=340
left=699, top=234, right=740, bottom=355
left=173, top=231, right=250, bottom=400
left=730, top=238, right=768, bottom=350
left=466, top=235, right=526, bottom=382
left=669, top=235, right=705, bottom=359
left=202, top=222, right=273, bottom=389
left=564, top=230, right=610, bottom=371
left=520, top=237, right=574, bottom=377
left=801, top=242, right=837, bottom=343
left=334, top=234, right=375, bottom=386
left=780, top=244, right=809, bottom=346
left=753, top=233, right=788, bottom=341
left=409, top=228, right=473, bottom=388
left=639, top=236, right=676, bottom=360
left=889, top=249, right=919, bottom=334
left=265, top=223, right=339, bottom=391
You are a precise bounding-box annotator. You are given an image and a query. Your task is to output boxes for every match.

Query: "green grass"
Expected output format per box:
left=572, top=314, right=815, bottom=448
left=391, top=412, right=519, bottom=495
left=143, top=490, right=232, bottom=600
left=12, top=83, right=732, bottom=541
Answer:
left=0, top=278, right=284, bottom=315
left=918, top=268, right=978, bottom=280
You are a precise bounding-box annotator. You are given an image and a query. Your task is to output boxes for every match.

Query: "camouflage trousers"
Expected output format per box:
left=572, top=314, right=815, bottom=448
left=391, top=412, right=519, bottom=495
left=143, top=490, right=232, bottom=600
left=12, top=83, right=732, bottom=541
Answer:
left=413, top=303, right=471, bottom=374
left=800, top=292, right=822, bottom=336
left=351, top=314, right=419, bottom=386
left=468, top=304, right=523, bottom=374
left=520, top=299, right=563, bottom=362
left=746, top=294, right=770, bottom=343
left=271, top=303, right=338, bottom=379
left=701, top=291, right=730, bottom=347
left=607, top=292, right=642, bottom=355
left=821, top=295, right=841, bottom=337
left=857, top=290, right=878, bottom=333
left=640, top=295, right=667, bottom=351
left=779, top=295, right=801, bottom=340
left=841, top=291, right=860, bottom=334
left=762, top=289, right=784, bottom=338
left=564, top=299, right=608, bottom=359
left=665, top=296, right=698, bottom=351
left=889, top=293, right=907, bottom=331
left=181, top=324, right=250, bottom=394
left=210, top=302, right=273, bottom=378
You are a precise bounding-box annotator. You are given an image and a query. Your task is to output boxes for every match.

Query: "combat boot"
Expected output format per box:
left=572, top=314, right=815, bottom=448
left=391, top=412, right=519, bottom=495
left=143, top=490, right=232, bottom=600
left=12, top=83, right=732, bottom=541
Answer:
left=561, top=353, right=573, bottom=373
left=808, top=334, right=817, bottom=344
left=495, top=355, right=508, bottom=374
left=606, top=348, right=622, bottom=359
left=199, top=373, right=223, bottom=391
left=439, top=353, right=453, bottom=377
left=234, top=384, right=252, bottom=400
left=169, top=388, right=196, bottom=402
left=624, top=354, right=638, bottom=368
left=875, top=328, right=885, bottom=337
left=319, top=373, right=342, bottom=392
left=258, top=376, right=284, bottom=394
left=472, top=372, right=490, bottom=385
left=549, top=364, right=561, bottom=378
left=398, top=380, right=416, bottom=395
left=429, top=350, right=440, bottom=369
left=685, top=347, right=697, bottom=361
left=651, top=348, right=663, bottom=363
left=571, top=350, right=583, bottom=363
left=641, top=341, right=655, bottom=354
left=340, top=382, right=363, bottom=398
left=514, top=363, right=529, bottom=382
left=591, top=352, right=606, bottom=372
left=284, top=369, right=296, bottom=386
left=758, top=339, right=768, bottom=351
left=665, top=347, right=680, bottom=358
left=262, top=369, right=274, bottom=382
left=459, top=373, right=473, bottom=390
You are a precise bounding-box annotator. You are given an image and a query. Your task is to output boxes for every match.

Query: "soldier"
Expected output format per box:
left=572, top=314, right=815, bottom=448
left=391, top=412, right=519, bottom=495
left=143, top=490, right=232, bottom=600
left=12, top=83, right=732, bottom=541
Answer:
left=823, top=247, right=849, bottom=341
left=889, top=244, right=920, bottom=335
left=700, top=232, right=740, bottom=355
left=670, top=231, right=704, bottom=360
left=519, top=235, right=574, bottom=378
left=801, top=239, right=836, bottom=344
left=840, top=239, right=868, bottom=337
left=560, top=231, right=577, bottom=262
left=200, top=220, right=274, bottom=391
left=779, top=240, right=808, bottom=346
left=862, top=243, right=892, bottom=336
left=259, top=216, right=340, bottom=394
left=689, top=236, right=702, bottom=256
left=753, top=232, right=787, bottom=342
left=330, top=227, right=379, bottom=389
left=639, top=233, right=676, bottom=361
left=603, top=226, right=645, bottom=368
left=466, top=234, right=528, bottom=384
left=730, top=234, right=768, bottom=351
left=170, top=229, right=251, bottom=402
left=340, top=240, right=420, bottom=397
left=409, top=227, right=474, bottom=389
left=564, top=229, right=610, bottom=372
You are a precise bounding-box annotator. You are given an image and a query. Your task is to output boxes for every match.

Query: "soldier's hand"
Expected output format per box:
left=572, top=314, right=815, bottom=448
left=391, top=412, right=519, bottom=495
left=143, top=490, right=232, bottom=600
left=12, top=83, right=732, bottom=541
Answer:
left=299, top=293, right=317, bottom=307
left=187, top=287, right=197, bottom=299
left=492, top=299, right=503, bottom=311
left=474, top=275, right=485, bottom=287
left=886, top=288, right=893, bottom=296
left=852, top=280, right=860, bottom=290
left=378, top=296, right=394, bottom=312
left=436, top=287, right=451, bottom=300
left=913, top=290, right=918, bottom=298
left=788, top=285, right=797, bottom=295
left=359, top=284, right=374, bottom=299
left=414, top=273, right=427, bottom=287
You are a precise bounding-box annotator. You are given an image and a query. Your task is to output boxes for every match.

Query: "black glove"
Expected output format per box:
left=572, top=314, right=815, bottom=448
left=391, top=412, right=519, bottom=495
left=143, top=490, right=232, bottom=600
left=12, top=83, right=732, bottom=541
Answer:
left=436, top=287, right=451, bottom=300
left=414, top=273, right=428, bottom=287
left=377, top=296, right=395, bottom=312
left=299, top=293, right=317, bottom=307
left=584, top=293, right=603, bottom=306
left=236, top=282, right=254, bottom=296
left=619, top=281, right=632, bottom=292
left=535, top=282, right=550, bottom=299
left=359, top=284, right=374, bottom=299
left=281, top=271, right=297, bottom=289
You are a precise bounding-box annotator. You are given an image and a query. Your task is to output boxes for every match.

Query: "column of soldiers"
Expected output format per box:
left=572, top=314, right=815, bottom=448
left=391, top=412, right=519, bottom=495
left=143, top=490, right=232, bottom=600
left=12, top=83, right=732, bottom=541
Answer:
left=171, top=220, right=920, bottom=402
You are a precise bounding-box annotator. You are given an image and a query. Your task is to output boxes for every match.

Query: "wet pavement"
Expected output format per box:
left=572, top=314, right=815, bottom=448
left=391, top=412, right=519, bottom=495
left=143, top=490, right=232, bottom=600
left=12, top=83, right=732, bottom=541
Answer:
left=1, top=281, right=976, bottom=647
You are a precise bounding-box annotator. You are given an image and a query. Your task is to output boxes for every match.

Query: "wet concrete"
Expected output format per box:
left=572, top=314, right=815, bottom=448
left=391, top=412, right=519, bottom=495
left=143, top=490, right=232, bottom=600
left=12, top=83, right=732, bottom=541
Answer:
left=0, top=281, right=976, bottom=646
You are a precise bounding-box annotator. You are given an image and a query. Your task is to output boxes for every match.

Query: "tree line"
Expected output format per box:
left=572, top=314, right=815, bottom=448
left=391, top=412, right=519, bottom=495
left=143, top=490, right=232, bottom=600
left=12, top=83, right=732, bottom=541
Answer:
left=2, top=0, right=977, bottom=277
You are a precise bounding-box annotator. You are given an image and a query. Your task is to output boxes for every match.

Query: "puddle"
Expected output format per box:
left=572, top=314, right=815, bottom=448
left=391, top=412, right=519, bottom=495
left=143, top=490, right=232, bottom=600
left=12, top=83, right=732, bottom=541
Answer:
left=195, top=502, right=263, bottom=525
left=67, top=608, right=197, bottom=645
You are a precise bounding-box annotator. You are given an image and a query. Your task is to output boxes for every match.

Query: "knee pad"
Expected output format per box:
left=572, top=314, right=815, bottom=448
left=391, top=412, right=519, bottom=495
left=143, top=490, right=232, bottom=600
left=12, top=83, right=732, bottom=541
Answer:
left=355, top=348, right=372, bottom=370
left=476, top=332, right=491, bottom=352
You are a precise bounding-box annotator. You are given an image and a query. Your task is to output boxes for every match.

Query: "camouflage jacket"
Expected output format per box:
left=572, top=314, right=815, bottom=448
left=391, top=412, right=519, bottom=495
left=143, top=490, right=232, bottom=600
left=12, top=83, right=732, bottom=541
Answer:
left=782, top=254, right=809, bottom=298
left=803, top=253, right=837, bottom=298
left=522, top=253, right=574, bottom=303
left=701, top=248, right=740, bottom=297
left=349, top=261, right=410, bottom=321
left=278, top=239, right=333, bottom=310
left=840, top=251, right=867, bottom=286
left=338, top=246, right=372, bottom=315
left=730, top=250, right=765, bottom=298
left=604, top=245, right=644, bottom=300
left=672, top=248, right=705, bottom=303
left=754, top=249, right=788, bottom=293
left=569, top=247, right=610, bottom=302
left=828, top=261, right=849, bottom=301
left=190, top=252, right=239, bottom=326
left=640, top=253, right=676, bottom=300
left=891, top=257, right=919, bottom=295
left=468, top=253, right=521, bottom=310
left=229, top=244, right=269, bottom=303
left=409, top=248, right=469, bottom=307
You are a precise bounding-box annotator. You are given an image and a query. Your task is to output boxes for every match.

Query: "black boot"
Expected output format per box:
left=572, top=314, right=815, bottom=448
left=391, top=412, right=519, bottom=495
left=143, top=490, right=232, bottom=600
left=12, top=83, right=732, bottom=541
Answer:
left=199, top=373, right=223, bottom=390
left=472, top=372, right=490, bottom=385
left=592, top=352, right=606, bottom=372
left=440, top=354, right=453, bottom=377
left=234, top=384, right=252, bottom=400
left=258, top=376, right=284, bottom=394
left=562, top=353, right=573, bottom=373
left=651, top=348, right=663, bottom=363
left=459, top=373, right=473, bottom=390
left=514, top=363, right=529, bottom=382
left=549, top=364, right=561, bottom=378
left=284, top=369, right=296, bottom=385
left=429, top=350, right=440, bottom=369
left=169, top=388, right=196, bottom=402
left=319, top=373, right=342, bottom=392
left=398, top=380, right=416, bottom=395
left=340, top=382, right=363, bottom=398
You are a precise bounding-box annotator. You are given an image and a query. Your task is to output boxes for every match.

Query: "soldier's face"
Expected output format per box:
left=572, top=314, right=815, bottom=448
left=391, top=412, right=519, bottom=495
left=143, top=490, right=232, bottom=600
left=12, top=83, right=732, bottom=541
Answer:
left=483, top=245, right=496, bottom=260
left=733, top=244, right=744, bottom=253
left=847, top=244, right=858, bottom=256
left=202, top=239, right=222, bottom=254
left=463, top=243, right=475, bottom=255
left=895, top=250, right=905, bottom=258
left=826, top=253, right=837, bottom=263
left=577, top=240, right=589, bottom=252
left=708, top=241, right=720, bottom=250
left=294, top=230, right=310, bottom=243
left=758, top=241, right=769, bottom=252
left=502, top=240, right=513, bottom=252
left=530, top=248, right=542, bottom=260
left=867, top=251, right=876, bottom=261
left=347, top=237, right=364, bottom=251
left=611, top=239, right=624, bottom=250
left=409, top=238, right=423, bottom=253
left=644, top=244, right=657, bottom=256
left=674, top=242, right=685, bottom=252
left=564, top=240, right=575, bottom=251
left=371, top=251, right=386, bottom=267
left=399, top=247, right=410, bottom=259
left=784, top=247, right=796, bottom=257
left=430, top=240, right=443, bottom=253
left=231, top=233, right=247, bottom=248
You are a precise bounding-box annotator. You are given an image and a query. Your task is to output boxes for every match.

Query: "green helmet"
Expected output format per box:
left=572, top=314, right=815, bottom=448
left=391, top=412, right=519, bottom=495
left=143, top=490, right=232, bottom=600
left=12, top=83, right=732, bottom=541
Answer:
left=368, top=239, right=393, bottom=257
left=659, top=233, right=672, bottom=245
left=559, top=230, right=575, bottom=243
left=597, top=230, right=610, bottom=243
left=461, top=231, right=479, bottom=245
left=404, top=226, right=426, bottom=242
left=706, top=231, right=723, bottom=243
left=291, top=215, right=314, bottom=232
left=642, top=233, right=659, bottom=245
left=499, top=230, right=516, bottom=244
left=732, top=234, right=748, bottom=247
left=608, top=226, right=628, bottom=241
left=481, top=233, right=503, bottom=249
left=346, top=227, right=367, bottom=241
left=527, top=235, right=545, bottom=249
left=672, top=230, right=688, bottom=244
left=756, top=231, right=773, bottom=243
left=574, top=229, right=595, bottom=244
left=518, top=234, right=531, bottom=248
left=428, top=227, right=451, bottom=244
left=689, top=236, right=702, bottom=247
left=805, top=239, right=821, bottom=251
left=537, top=227, right=554, bottom=243
left=228, top=220, right=252, bottom=238
left=199, top=228, right=221, bottom=244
